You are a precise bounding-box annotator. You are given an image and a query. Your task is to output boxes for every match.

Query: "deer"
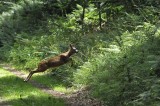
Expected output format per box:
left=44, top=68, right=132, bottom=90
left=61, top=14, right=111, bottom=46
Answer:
left=24, top=44, right=78, bottom=82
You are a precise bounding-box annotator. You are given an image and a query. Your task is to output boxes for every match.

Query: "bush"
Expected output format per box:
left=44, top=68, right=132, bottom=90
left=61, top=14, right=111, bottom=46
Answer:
left=73, top=21, right=160, bottom=105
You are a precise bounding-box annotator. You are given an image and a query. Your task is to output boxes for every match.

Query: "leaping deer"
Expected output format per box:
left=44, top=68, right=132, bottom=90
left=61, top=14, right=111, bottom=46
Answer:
left=24, top=44, right=78, bottom=82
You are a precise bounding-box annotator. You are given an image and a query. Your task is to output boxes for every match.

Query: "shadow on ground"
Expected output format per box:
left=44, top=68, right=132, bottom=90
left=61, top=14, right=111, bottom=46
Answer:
left=0, top=73, right=64, bottom=106
left=31, top=70, right=73, bottom=91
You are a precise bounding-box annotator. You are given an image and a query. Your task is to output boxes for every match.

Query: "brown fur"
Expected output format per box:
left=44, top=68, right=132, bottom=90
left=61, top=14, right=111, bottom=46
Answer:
left=24, top=44, right=78, bottom=82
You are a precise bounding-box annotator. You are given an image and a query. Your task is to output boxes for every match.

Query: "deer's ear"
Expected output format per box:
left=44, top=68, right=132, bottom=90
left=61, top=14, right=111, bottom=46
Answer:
left=70, top=44, right=73, bottom=48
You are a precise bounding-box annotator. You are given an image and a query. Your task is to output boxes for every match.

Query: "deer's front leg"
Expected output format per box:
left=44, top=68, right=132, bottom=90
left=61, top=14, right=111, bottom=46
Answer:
left=68, top=58, right=74, bottom=67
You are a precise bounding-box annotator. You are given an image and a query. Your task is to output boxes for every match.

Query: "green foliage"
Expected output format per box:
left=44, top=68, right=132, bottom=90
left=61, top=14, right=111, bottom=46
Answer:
left=66, top=3, right=105, bottom=31
left=73, top=20, right=160, bottom=105
left=0, top=0, right=160, bottom=106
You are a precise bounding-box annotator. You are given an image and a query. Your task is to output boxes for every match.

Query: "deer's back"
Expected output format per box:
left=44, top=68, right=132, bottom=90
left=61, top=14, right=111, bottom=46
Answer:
left=41, top=55, right=69, bottom=68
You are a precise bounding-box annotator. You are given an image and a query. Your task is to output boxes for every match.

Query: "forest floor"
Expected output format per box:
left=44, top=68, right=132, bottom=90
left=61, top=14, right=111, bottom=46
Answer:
left=0, top=97, right=10, bottom=106
left=0, top=64, right=103, bottom=106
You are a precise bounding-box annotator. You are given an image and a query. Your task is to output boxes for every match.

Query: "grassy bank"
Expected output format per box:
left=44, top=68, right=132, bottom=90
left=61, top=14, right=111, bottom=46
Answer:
left=0, top=67, right=64, bottom=106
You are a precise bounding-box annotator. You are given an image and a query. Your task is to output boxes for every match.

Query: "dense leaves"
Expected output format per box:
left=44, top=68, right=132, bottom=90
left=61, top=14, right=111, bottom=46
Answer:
left=0, top=0, right=160, bottom=105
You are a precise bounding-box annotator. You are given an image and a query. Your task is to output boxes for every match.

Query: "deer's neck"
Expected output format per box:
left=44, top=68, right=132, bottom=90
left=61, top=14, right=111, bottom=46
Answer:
left=63, top=49, right=74, bottom=57
left=68, top=50, right=74, bottom=57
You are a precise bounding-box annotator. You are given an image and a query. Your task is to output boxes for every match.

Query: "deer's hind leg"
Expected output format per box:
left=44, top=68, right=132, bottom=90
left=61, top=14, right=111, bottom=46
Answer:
left=24, top=64, right=48, bottom=82
left=24, top=71, right=34, bottom=82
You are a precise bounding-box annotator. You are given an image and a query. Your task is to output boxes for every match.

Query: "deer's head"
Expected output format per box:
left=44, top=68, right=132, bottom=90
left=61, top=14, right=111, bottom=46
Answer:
left=69, top=44, right=78, bottom=54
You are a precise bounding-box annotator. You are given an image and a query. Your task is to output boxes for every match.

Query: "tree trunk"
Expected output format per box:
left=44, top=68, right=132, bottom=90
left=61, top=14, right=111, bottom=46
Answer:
left=98, top=2, right=102, bottom=30
left=81, top=0, right=86, bottom=34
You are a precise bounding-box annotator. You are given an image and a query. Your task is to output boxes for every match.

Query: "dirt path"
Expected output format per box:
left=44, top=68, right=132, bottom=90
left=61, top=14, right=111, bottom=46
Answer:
left=0, top=64, right=103, bottom=106
left=0, top=97, right=11, bottom=106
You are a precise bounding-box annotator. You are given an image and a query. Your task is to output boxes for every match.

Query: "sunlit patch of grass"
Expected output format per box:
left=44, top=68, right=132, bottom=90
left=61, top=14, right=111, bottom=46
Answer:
left=4, top=64, right=76, bottom=93
left=31, top=72, right=75, bottom=93
left=0, top=68, right=64, bottom=106
left=53, top=85, right=67, bottom=92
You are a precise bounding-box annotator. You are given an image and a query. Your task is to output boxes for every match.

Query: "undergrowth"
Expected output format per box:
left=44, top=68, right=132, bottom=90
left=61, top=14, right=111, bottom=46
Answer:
left=0, top=0, right=160, bottom=106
